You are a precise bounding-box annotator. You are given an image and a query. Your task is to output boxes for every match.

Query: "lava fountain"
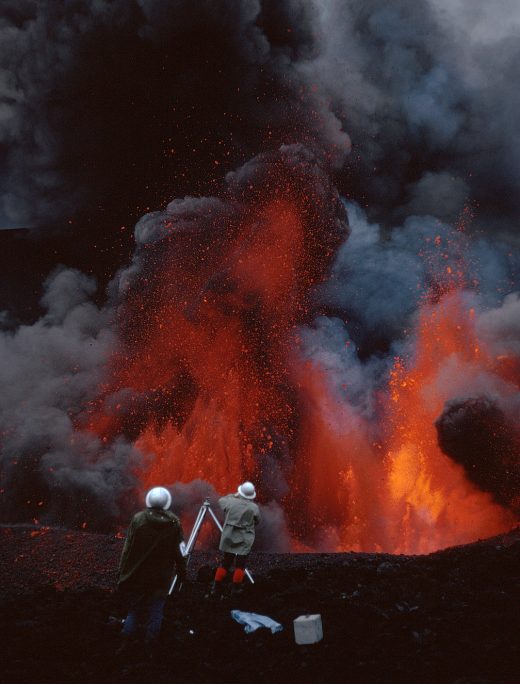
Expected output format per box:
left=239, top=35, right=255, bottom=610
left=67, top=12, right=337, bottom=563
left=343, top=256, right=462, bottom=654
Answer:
left=84, top=149, right=518, bottom=553
left=383, top=291, right=515, bottom=554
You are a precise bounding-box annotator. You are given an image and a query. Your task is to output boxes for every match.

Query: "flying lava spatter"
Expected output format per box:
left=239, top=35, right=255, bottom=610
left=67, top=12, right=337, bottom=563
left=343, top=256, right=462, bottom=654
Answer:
left=85, top=151, right=518, bottom=553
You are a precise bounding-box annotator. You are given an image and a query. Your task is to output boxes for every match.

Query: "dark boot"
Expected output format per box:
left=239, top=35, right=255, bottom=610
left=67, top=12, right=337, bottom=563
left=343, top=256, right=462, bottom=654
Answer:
left=144, top=638, right=161, bottom=662
left=231, top=582, right=244, bottom=596
left=115, top=637, right=131, bottom=658
left=206, top=580, right=224, bottom=599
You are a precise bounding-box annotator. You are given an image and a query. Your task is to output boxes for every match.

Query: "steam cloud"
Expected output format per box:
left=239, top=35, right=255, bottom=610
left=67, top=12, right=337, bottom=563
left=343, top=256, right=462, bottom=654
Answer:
left=0, top=1, right=519, bottom=544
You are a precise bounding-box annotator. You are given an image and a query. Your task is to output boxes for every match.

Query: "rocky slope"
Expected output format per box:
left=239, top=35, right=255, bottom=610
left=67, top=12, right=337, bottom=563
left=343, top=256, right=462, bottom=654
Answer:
left=1, top=525, right=519, bottom=683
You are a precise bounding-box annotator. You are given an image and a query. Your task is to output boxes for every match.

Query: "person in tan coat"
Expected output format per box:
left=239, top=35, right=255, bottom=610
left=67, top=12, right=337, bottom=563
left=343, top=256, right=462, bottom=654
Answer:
left=212, top=481, right=260, bottom=595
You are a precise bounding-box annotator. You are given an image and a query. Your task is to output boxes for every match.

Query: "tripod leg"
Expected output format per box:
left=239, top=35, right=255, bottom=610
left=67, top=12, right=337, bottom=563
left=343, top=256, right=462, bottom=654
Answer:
left=169, top=506, right=209, bottom=595
left=185, top=506, right=206, bottom=552
left=207, top=506, right=223, bottom=532
left=186, top=506, right=209, bottom=554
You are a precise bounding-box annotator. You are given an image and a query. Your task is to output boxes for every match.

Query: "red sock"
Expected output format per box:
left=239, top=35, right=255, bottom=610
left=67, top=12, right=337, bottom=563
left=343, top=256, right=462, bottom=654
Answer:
left=232, top=568, right=245, bottom=584
left=215, top=567, right=227, bottom=582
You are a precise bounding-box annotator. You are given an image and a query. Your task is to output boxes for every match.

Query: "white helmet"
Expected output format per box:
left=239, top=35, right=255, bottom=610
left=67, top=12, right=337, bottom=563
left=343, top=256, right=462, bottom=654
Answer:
left=145, top=486, right=172, bottom=510
left=237, top=481, right=256, bottom=500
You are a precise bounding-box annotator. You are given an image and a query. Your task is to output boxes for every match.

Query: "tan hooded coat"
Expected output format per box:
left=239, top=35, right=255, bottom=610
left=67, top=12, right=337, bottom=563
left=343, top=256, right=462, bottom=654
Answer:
left=218, top=493, right=260, bottom=555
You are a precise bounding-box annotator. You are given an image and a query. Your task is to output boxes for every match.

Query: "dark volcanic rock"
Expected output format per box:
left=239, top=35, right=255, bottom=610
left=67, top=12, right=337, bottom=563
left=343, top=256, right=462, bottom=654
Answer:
left=1, top=525, right=520, bottom=683
left=436, top=397, right=520, bottom=513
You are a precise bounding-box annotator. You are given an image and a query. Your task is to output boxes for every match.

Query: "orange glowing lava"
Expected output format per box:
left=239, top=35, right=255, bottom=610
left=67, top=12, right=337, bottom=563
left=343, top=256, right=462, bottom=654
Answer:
left=129, top=199, right=306, bottom=492
left=85, top=165, right=517, bottom=553
left=382, top=292, right=515, bottom=553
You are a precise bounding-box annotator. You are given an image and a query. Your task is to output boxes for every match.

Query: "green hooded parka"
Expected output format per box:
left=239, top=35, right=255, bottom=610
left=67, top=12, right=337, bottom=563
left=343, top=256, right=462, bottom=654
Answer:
left=118, top=508, right=186, bottom=597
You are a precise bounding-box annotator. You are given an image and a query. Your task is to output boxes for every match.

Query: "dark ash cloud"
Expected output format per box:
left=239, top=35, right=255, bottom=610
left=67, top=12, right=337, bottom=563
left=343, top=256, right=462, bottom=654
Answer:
left=4, top=1, right=520, bottom=241
left=436, top=397, right=520, bottom=513
left=0, top=0, right=348, bottom=229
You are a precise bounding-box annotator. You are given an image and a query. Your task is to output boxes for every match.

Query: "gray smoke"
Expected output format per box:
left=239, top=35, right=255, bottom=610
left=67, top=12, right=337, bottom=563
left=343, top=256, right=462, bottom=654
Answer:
left=317, top=202, right=520, bottom=351
left=305, top=0, right=520, bottom=236
left=0, top=267, right=142, bottom=529
left=477, top=292, right=520, bottom=358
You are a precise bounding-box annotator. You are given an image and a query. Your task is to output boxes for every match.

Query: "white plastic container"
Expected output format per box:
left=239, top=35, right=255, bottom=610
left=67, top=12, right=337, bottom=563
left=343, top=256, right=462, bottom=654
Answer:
left=293, top=614, right=323, bottom=645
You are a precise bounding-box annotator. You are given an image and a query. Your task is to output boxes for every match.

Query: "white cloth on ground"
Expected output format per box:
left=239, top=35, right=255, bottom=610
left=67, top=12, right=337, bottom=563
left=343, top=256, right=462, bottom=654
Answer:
left=230, top=610, right=283, bottom=634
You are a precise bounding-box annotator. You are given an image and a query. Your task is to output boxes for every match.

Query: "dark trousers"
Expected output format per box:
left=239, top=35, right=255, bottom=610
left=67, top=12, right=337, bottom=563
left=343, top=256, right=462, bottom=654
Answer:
left=221, top=551, right=248, bottom=570
left=121, top=594, right=166, bottom=643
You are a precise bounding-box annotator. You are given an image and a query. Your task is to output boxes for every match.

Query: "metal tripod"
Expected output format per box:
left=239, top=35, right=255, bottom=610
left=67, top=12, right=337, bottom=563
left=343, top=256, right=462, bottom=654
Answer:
left=168, top=497, right=254, bottom=595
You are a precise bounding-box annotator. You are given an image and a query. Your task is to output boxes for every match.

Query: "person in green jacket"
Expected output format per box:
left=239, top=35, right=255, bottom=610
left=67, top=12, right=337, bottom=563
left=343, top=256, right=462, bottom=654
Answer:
left=118, top=486, right=186, bottom=646
left=212, top=481, right=260, bottom=595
